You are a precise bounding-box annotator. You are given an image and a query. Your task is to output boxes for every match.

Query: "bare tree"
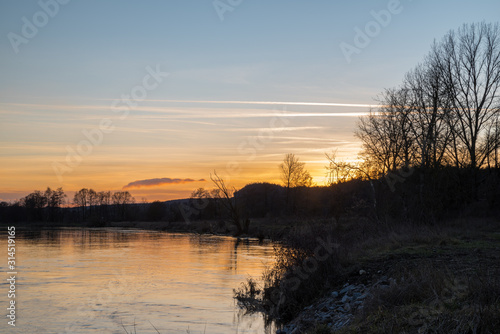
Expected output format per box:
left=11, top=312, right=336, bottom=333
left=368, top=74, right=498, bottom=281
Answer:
left=97, top=191, right=111, bottom=220
left=436, top=22, right=500, bottom=170
left=485, top=116, right=500, bottom=168
left=357, top=22, right=500, bottom=181
left=279, top=153, right=312, bottom=188
left=210, top=171, right=248, bottom=235
left=325, top=151, right=358, bottom=185
left=112, top=191, right=134, bottom=205
left=74, top=188, right=90, bottom=220
left=97, top=191, right=111, bottom=206
left=191, top=188, right=211, bottom=200
left=22, top=190, right=48, bottom=221
left=88, top=189, right=97, bottom=218
left=403, top=59, right=453, bottom=169
left=356, top=100, right=409, bottom=175
left=189, top=187, right=210, bottom=219
left=355, top=84, right=420, bottom=177
left=279, top=153, right=313, bottom=211
left=112, top=191, right=135, bottom=220
left=45, top=187, right=66, bottom=221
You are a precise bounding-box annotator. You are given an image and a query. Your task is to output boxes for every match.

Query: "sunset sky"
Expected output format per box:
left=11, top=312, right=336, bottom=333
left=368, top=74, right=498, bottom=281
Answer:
left=1, top=0, right=499, bottom=202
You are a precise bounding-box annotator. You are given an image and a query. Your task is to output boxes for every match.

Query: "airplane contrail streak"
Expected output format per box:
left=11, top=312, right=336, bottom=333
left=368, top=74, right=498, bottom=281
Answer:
left=143, top=99, right=377, bottom=108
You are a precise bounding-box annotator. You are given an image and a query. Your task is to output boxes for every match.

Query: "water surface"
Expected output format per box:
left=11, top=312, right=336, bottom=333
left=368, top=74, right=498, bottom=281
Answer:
left=1, top=228, right=277, bottom=333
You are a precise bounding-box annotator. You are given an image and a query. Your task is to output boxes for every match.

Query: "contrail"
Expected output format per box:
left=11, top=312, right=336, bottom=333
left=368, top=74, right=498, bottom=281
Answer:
left=143, top=99, right=377, bottom=108
left=4, top=100, right=378, bottom=109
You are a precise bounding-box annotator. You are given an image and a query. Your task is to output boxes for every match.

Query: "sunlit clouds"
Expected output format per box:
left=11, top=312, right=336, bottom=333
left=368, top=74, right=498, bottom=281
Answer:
left=0, top=99, right=365, bottom=201
left=123, top=177, right=206, bottom=190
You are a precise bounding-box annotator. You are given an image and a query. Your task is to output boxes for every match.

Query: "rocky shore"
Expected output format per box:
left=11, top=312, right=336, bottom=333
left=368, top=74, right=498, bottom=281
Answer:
left=277, top=271, right=393, bottom=333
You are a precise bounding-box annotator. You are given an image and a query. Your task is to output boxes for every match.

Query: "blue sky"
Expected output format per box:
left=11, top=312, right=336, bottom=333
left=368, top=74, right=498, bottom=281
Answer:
left=1, top=0, right=499, bottom=201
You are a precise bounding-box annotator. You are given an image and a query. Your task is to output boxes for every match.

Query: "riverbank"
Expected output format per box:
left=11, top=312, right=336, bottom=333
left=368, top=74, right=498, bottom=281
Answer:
left=271, top=217, right=500, bottom=333
left=282, top=230, right=500, bottom=333
left=5, top=216, right=500, bottom=333
left=228, top=216, right=500, bottom=333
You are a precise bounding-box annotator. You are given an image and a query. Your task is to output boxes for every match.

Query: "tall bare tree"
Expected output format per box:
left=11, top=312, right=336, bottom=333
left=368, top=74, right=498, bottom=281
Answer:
left=403, top=59, right=453, bottom=169
left=436, top=22, right=500, bottom=170
left=279, top=153, right=312, bottom=188
left=356, top=91, right=412, bottom=176
left=45, top=187, right=66, bottom=221
left=279, top=153, right=312, bottom=211
left=74, top=188, right=90, bottom=220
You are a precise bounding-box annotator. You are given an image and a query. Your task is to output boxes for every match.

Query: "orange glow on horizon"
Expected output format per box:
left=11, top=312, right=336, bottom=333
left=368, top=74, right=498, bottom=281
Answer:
left=0, top=100, right=363, bottom=202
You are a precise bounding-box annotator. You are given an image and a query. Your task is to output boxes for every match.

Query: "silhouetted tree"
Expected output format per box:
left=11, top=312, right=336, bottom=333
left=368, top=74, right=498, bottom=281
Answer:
left=325, top=151, right=358, bottom=185
left=280, top=153, right=312, bottom=210
left=74, top=188, right=90, bottom=220
left=97, top=191, right=112, bottom=221
left=436, top=22, right=500, bottom=172
left=356, top=87, right=415, bottom=176
left=22, top=190, right=47, bottom=221
left=210, top=171, right=248, bottom=235
left=112, top=191, right=134, bottom=220
left=280, top=153, right=313, bottom=188
left=88, top=189, right=98, bottom=219
left=403, top=60, right=452, bottom=169
left=358, top=22, right=500, bottom=176
left=45, top=187, right=66, bottom=221
left=356, top=22, right=500, bottom=205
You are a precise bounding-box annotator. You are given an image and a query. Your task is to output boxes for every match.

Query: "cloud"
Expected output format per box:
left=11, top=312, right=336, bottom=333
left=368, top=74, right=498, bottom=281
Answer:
left=123, top=177, right=206, bottom=189
left=3, top=102, right=372, bottom=120
left=137, top=99, right=378, bottom=108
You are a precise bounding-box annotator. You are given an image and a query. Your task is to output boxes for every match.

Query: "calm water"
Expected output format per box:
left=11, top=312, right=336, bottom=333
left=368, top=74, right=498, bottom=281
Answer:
left=1, top=228, right=278, bottom=334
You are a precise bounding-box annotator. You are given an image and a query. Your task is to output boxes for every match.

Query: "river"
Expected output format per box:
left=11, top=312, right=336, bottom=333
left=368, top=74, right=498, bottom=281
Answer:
left=1, top=228, right=278, bottom=333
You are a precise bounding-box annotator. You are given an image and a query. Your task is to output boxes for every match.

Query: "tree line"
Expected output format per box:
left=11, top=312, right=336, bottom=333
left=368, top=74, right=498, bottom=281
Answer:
left=356, top=22, right=500, bottom=196
left=0, top=187, right=135, bottom=223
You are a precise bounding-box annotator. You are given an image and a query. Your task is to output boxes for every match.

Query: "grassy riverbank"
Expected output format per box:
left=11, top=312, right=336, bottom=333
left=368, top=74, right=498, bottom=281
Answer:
left=234, top=216, right=500, bottom=333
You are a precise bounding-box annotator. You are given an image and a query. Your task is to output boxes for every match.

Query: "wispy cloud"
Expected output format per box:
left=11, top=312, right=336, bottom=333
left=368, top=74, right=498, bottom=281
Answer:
left=1, top=102, right=372, bottom=120
left=141, top=99, right=377, bottom=108
left=123, top=177, right=206, bottom=189
left=3, top=99, right=376, bottom=108
left=222, top=126, right=325, bottom=132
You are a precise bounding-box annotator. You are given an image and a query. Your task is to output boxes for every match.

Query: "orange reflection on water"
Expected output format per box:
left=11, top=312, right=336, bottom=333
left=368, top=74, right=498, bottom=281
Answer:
left=1, top=228, right=277, bottom=334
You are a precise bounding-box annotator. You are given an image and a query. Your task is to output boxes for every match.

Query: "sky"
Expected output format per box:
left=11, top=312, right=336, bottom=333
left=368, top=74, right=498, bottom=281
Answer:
left=1, top=0, right=499, bottom=202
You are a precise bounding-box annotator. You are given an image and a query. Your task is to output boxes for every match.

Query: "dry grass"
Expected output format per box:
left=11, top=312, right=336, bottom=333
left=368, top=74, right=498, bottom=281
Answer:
left=235, top=216, right=500, bottom=332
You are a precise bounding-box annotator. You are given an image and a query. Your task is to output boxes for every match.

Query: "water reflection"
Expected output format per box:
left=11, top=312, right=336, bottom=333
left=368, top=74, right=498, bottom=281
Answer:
left=0, top=228, right=277, bottom=333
